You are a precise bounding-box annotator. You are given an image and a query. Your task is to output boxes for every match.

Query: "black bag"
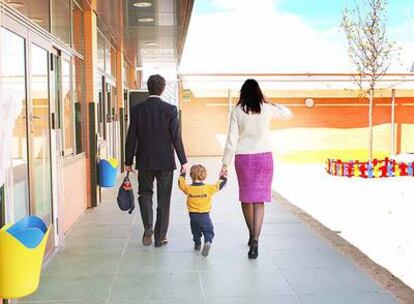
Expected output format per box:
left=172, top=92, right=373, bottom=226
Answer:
left=117, top=173, right=135, bottom=214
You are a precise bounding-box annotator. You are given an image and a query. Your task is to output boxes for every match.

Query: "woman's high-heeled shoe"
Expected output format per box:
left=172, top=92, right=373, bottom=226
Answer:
left=248, top=240, right=259, bottom=259
left=248, top=236, right=253, bottom=246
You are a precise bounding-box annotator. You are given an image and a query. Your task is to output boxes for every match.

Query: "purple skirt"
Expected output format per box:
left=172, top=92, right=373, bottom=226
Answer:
left=235, top=152, right=274, bottom=203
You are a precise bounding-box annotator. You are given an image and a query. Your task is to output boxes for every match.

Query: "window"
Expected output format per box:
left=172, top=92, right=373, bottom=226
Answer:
left=72, top=0, right=84, bottom=55
left=98, top=29, right=117, bottom=77
left=111, top=47, right=117, bottom=78
left=60, top=55, right=84, bottom=156
left=8, top=0, right=84, bottom=53
left=123, top=61, right=127, bottom=86
left=12, top=0, right=50, bottom=32
left=105, top=43, right=111, bottom=75
left=52, top=0, right=71, bottom=46
left=73, top=57, right=85, bottom=153
left=97, top=32, right=105, bottom=71
left=62, top=58, right=74, bottom=155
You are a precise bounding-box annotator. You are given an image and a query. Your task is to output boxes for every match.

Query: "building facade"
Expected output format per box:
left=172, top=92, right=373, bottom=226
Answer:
left=0, top=0, right=193, bottom=257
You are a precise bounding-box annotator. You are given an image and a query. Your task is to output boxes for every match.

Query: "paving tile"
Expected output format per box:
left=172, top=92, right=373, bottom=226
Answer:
left=20, top=273, right=113, bottom=302
left=200, top=270, right=295, bottom=297
left=262, top=222, right=316, bottom=236
left=268, top=248, right=356, bottom=270
left=43, top=251, right=120, bottom=275
left=20, top=301, right=102, bottom=304
left=59, top=238, right=128, bottom=255
left=118, top=251, right=199, bottom=274
left=110, top=300, right=202, bottom=304
left=204, top=295, right=302, bottom=304
left=109, top=272, right=202, bottom=302
left=282, top=268, right=384, bottom=295
left=300, top=292, right=398, bottom=304
left=196, top=251, right=277, bottom=273
left=261, top=235, right=334, bottom=251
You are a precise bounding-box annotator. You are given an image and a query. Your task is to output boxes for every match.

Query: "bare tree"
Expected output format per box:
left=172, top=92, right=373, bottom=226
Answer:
left=341, top=0, right=398, bottom=160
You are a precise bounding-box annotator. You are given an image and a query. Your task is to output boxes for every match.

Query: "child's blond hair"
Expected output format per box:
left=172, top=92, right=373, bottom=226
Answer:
left=190, top=164, right=207, bottom=181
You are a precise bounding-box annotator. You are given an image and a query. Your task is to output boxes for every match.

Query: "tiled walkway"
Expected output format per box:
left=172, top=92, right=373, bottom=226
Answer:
left=21, top=158, right=398, bottom=304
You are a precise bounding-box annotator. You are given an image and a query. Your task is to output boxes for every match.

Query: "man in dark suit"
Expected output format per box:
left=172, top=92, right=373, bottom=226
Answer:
left=125, top=74, right=188, bottom=247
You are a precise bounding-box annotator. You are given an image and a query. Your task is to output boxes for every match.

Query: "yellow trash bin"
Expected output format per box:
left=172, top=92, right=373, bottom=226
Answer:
left=0, top=216, right=50, bottom=299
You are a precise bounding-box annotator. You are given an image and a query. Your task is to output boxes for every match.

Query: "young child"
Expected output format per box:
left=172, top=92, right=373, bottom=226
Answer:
left=178, top=164, right=227, bottom=256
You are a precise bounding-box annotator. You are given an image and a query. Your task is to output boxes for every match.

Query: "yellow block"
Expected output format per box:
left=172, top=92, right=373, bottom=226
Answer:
left=0, top=227, right=50, bottom=299
left=354, top=163, right=361, bottom=177
left=108, top=158, right=119, bottom=168
left=394, top=163, right=401, bottom=177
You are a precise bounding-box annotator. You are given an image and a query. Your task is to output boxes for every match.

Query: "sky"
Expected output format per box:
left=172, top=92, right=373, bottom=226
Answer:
left=179, top=0, right=414, bottom=74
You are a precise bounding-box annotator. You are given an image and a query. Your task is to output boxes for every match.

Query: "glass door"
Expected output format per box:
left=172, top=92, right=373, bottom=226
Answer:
left=0, top=25, right=30, bottom=223
left=1, top=15, right=55, bottom=251
left=28, top=40, right=53, bottom=227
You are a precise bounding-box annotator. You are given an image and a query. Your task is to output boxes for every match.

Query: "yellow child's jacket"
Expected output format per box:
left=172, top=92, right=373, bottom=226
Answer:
left=178, top=174, right=227, bottom=213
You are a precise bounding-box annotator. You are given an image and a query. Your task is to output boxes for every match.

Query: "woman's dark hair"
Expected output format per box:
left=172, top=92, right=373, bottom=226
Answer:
left=237, top=79, right=265, bottom=114
left=147, top=74, right=166, bottom=96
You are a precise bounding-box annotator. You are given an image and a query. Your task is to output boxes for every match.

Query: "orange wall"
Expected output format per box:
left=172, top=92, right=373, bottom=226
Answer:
left=181, top=96, right=414, bottom=156
left=181, top=97, right=229, bottom=156
left=267, top=97, right=414, bottom=129
left=62, top=157, right=88, bottom=233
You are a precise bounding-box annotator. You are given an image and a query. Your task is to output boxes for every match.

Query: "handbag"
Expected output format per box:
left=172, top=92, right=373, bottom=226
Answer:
left=116, top=172, right=135, bottom=214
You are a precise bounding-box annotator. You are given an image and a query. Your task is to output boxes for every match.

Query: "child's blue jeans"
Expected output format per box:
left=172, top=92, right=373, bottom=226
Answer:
left=189, top=212, right=214, bottom=244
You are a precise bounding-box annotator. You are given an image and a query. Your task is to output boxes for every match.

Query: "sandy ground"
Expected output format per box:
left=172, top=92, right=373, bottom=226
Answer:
left=273, top=162, right=414, bottom=302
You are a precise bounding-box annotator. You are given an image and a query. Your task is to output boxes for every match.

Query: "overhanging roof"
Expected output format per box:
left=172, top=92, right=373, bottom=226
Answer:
left=179, top=73, right=414, bottom=98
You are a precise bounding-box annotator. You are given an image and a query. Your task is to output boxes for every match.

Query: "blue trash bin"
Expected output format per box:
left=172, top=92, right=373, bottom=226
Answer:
left=98, top=158, right=118, bottom=187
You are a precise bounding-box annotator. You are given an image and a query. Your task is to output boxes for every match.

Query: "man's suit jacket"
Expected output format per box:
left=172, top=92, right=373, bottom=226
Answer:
left=125, top=96, right=187, bottom=171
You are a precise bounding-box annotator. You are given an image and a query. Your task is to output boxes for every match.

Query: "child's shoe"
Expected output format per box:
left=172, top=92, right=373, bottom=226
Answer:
left=194, top=243, right=201, bottom=251
left=201, top=242, right=211, bottom=257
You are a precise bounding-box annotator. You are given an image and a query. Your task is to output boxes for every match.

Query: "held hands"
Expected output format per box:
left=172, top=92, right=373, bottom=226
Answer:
left=125, top=165, right=135, bottom=173
left=220, top=164, right=228, bottom=178
left=181, top=163, right=189, bottom=174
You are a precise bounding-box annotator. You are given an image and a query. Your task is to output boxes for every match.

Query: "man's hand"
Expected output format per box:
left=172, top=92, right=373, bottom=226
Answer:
left=181, top=163, right=189, bottom=174
left=125, top=165, right=135, bottom=173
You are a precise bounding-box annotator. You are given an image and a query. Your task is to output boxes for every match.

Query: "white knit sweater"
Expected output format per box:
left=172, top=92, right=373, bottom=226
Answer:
left=222, top=102, right=293, bottom=165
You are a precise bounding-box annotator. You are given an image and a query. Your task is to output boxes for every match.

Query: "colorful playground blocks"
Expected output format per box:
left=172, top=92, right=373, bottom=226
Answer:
left=326, top=158, right=414, bottom=178
left=0, top=216, right=51, bottom=299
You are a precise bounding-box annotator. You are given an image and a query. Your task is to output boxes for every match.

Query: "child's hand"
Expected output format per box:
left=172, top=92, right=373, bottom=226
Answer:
left=220, top=171, right=228, bottom=179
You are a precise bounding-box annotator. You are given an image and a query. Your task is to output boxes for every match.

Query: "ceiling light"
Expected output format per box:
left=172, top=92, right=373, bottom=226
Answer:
left=138, top=17, right=154, bottom=23
left=31, top=18, right=43, bottom=23
left=7, top=1, right=24, bottom=8
left=142, top=49, right=157, bottom=54
left=144, top=42, right=157, bottom=46
left=133, top=2, right=152, bottom=8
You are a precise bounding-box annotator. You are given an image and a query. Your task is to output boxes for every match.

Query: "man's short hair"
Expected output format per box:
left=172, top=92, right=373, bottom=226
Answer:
left=147, top=74, right=166, bottom=96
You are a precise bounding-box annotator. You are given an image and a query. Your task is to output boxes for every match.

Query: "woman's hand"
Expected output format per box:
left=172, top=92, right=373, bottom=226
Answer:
left=220, top=164, right=228, bottom=177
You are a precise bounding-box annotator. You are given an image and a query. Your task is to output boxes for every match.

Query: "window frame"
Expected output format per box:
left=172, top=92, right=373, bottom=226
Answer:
left=61, top=53, right=75, bottom=156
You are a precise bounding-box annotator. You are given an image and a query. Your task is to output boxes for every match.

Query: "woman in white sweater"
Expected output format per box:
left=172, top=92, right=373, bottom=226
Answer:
left=221, top=79, right=293, bottom=259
